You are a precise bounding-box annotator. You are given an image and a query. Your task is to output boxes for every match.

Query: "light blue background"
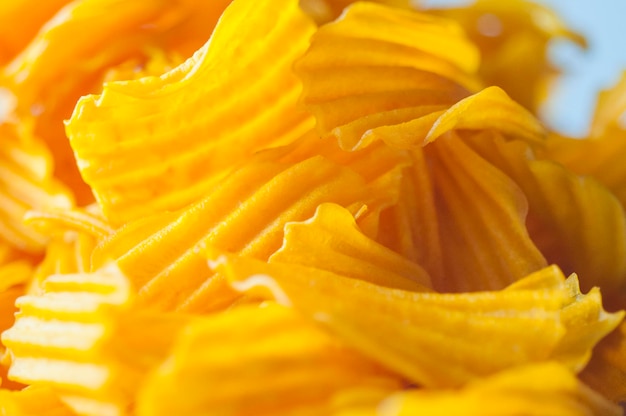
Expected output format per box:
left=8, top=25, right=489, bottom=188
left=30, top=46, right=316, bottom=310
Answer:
left=421, top=0, right=626, bottom=137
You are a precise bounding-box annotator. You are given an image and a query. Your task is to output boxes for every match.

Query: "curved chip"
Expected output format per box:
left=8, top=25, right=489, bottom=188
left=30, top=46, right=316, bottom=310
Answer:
left=426, top=0, right=587, bottom=111
left=580, top=320, right=626, bottom=403
left=0, top=386, right=76, bottom=415
left=137, top=303, right=402, bottom=416
left=541, top=71, right=626, bottom=212
left=0, top=123, right=74, bottom=254
left=270, top=203, right=431, bottom=291
left=2, top=265, right=133, bottom=415
left=211, top=252, right=619, bottom=388
left=299, top=0, right=410, bottom=24
left=376, top=363, right=621, bottom=416
left=468, top=133, right=626, bottom=306
left=2, top=264, right=194, bottom=416
left=426, top=133, right=546, bottom=292
left=66, top=0, right=317, bottom=224
left=295, top=2, right=479, bottom=150
left=376, top=147, right=444, bottom=281
left=92, top=156, right=374, bottom=312
left=0, top=0, right=71, bottom=64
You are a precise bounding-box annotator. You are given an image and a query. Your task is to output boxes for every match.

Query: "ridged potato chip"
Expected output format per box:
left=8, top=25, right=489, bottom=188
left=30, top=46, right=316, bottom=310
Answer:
left=0, top=0, right=624, bottom=413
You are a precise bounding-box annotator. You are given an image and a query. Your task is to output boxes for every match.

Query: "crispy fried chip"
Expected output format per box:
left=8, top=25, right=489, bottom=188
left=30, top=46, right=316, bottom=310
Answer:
left=424, top=0, right=586, bottom=111
left=376, top=147, right=444, bottom=280
left=581, top=319, right=626, bottom=403
left=137, top=303, right=402, bottom=416
left=0, top=0, right=624, bottom=413
left=2, top=264, right=195, bottom=415
left=369, top=86, right=546, bottom=148
left=542, top=73, right=626, bottom=216
left=66, top=0, right=316, bottom=224
left=0, top=386, right=76, bottom=415
left=295, top=2, right=479, bottom=150
left=374, top=363, right=621, bottom=416
left=0, top=0, right=72, bottom=64
left=468, top=133, right=626, bottom=305
left=0, top=123, right=74, bottom=253
left=427, top=133, right=547, bottom=291
left=213, top=253, right=620, bottom=388
left=92, top=156, right=376, bottom=312
left=3, top=0, right=234, bottom=203
left=270, top=203, right=431, bottom=291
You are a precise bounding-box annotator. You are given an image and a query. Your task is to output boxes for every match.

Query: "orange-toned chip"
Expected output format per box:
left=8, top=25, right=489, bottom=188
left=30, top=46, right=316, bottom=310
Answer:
left=0, top=123, right=74, bottom=254
left=92, top=156, right=375, bottom=312
left=581, top=319, right=626, bottom=403
left=0, top=260, right=31, bottom=332
left=0, top=0, right=624, bottom=413
left=368, top=86, right=546, bottom=149
left=270, top=203, right=431, bottom=291
left=213, top=253, right=620, bottom=388
left=424, top=0, right=586, bottom=111
left=0, top=386, right=76, bottom=415
left=373, top=363, right=621, bottom=416
left=0, top=0, right=72, bottom=64
left=376, top=147, right=443, bottom=281
left=2, top=264, right=195, bottom=416
left=468, top=133, right=626, bottom=305
left=2, top=0, right=233, bottom=203
left=3, top=265, right=133, bottom=414
left=426, top=133, right=547, bottom=291
left=508, top=271, right=625, bottom=372
left=541, top=73, right=626, bottom=212
left=300, top=0, right=410, bottom=24
left=137, top=303, right=402, bottom=416
left=295, top=2, right=480, bottom=150
left=66, top=0, right=317, bottom=224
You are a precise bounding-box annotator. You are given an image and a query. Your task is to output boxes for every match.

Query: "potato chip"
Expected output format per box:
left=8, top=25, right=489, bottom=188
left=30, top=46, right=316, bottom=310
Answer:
left=375, top=147, right=443, bottom=280
left=0, top=0, right=624, bottom=413
left=92, top=156, right=375, bottom=312
left=66, top=0, right=317, bottom=224
left=295, top=2, right=479, bottom=150
left=373, top=363, right=621, bottom=416
left=0, top=0, right=71, bottom=65
left=0, top=385, right=76, bottom=415
left=424, top=0, right=586, bottom=111
left=542, top=73, right=626, bottom=215
left=468, top=133, right=626, bottom=306
left=300, top=0, right=410, bottom=24
left=213, top=253, right=619, bottom=388
left=581, top=320, right=626, bottom=403
left=2, top=264, right=195, bottom=415
left=426, top=133, right=547, bottom=291
left=270, top=203, right=431, bottom=291
left=0, top=123, right=73, bottom=254
left=137, top=303, right=402, bottom=416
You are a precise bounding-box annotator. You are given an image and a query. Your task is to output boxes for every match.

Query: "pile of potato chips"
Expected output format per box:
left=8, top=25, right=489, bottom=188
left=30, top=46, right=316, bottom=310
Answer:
left=0, top=0, right=625, bottom=414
